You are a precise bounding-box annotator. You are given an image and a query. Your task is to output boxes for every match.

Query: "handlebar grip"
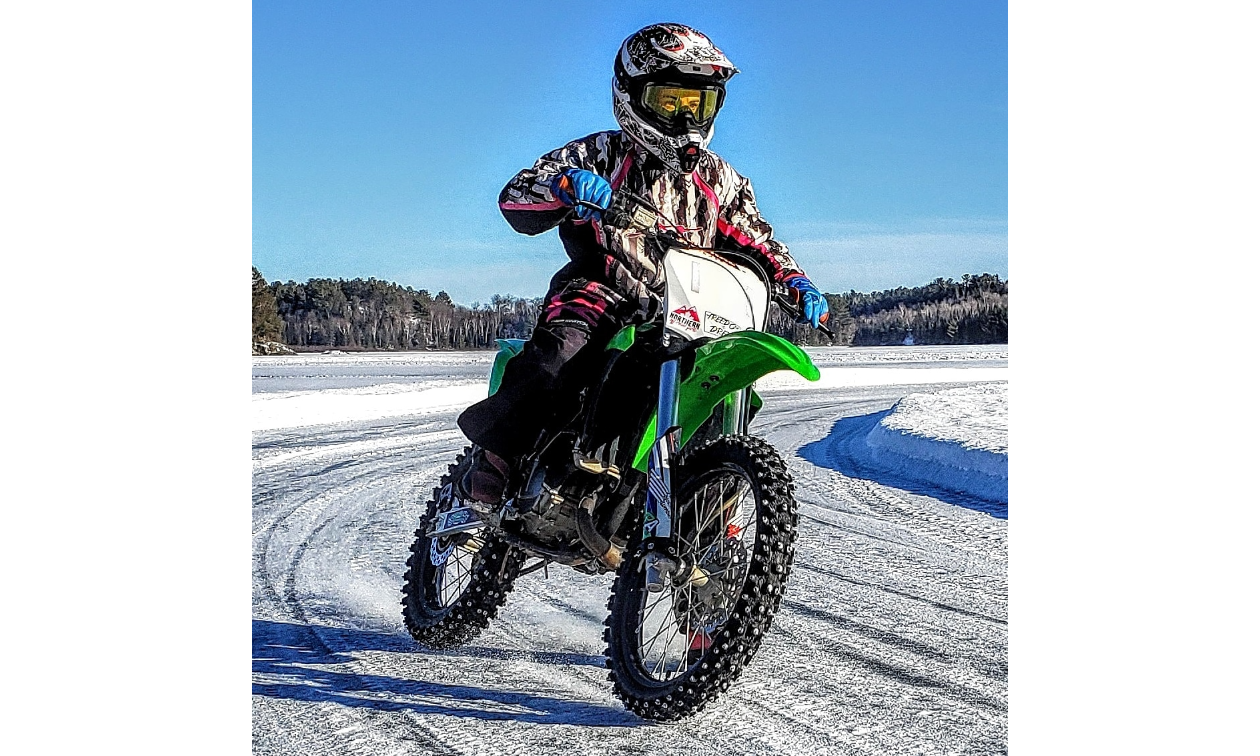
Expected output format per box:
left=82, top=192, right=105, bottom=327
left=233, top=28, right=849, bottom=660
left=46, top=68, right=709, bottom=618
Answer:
left=775, top=286, right=836, bottom=339
left=810, top=305, right=835, bottom=338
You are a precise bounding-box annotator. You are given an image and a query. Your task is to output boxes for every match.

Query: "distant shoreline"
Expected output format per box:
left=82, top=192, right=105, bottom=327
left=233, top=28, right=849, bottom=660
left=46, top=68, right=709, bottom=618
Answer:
left=253, top=269, right=1007, bottom=352
left=253, top=341, right=1009, bottom=356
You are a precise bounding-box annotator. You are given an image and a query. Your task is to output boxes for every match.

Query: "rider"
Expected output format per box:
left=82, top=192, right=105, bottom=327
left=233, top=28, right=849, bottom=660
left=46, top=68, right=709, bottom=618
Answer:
left=456, top=23, right=829, bottom=503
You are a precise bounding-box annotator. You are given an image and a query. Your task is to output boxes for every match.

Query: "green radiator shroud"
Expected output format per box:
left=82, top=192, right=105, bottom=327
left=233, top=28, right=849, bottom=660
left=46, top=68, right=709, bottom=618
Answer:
left=487, top=338, right=527, bottom=397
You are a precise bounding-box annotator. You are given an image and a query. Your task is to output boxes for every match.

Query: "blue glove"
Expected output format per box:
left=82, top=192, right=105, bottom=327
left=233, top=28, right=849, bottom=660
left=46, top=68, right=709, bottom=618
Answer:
left=552, top=168, right=612, bottom=221
left=785, top=274, right=829, bottom=329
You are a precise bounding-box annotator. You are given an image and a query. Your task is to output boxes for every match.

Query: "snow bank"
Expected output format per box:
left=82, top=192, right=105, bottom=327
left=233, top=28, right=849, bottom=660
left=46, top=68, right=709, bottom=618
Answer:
left=865, top=383, right=1007, bottom=504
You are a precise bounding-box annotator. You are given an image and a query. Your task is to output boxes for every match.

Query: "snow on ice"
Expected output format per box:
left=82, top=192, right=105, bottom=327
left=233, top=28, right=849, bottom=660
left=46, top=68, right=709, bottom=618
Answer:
left=251, top=347, right=1008, bottom=508
left=252, top=348, right=1008, bottom=514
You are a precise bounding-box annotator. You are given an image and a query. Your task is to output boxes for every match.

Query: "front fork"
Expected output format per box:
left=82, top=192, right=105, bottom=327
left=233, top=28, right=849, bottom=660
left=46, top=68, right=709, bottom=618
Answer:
left=643, top=356, right=750, bottom=591
left=642, top=358, right=680, bottom=592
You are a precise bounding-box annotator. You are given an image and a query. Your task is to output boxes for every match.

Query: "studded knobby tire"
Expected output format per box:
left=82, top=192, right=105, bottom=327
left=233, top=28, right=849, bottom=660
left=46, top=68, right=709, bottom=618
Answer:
left=604, top=435, right=799, bottom=721
left=401, top=447, right=524, bottom=650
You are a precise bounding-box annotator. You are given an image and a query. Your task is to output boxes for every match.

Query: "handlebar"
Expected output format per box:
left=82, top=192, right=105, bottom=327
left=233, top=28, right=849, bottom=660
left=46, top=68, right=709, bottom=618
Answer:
left=773, top=285, right=835, bottom=339
left=583, top=191, right=836, bottom=340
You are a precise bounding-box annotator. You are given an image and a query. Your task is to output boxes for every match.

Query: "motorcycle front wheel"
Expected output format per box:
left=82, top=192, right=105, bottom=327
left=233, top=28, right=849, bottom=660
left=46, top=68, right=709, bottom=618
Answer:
left=604, top=435, right=800, bottom=721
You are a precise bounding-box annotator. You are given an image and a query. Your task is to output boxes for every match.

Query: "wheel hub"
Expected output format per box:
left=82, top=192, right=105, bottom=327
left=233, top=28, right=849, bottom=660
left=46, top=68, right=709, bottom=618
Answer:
left=671, top=536, right=747, bottom=630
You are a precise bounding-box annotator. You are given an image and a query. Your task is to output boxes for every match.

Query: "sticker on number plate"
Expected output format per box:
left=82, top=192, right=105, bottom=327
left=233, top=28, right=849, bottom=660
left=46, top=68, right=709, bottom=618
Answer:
left=704, top=310, right=742, bottom=336
left=668, top=306, right=701, bottom=334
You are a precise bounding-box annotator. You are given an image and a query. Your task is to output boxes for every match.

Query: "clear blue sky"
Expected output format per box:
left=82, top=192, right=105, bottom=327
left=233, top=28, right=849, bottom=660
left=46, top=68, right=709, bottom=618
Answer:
left=253, top=0, right=1007, bottom=304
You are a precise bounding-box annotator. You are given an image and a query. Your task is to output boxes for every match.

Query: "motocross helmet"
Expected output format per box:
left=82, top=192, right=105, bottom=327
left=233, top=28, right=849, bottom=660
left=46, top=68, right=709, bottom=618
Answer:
left=613, top=23, right=738, bottom=174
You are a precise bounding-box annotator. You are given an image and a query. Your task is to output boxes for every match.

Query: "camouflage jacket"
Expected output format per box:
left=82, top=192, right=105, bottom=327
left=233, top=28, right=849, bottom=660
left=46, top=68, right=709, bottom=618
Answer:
left=498, top=130, right=805, bottom=322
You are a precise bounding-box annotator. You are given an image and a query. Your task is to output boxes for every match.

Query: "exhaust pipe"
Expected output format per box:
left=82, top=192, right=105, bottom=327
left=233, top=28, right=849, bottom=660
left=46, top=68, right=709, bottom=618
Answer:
left=576, top=495, right=622, bottom=569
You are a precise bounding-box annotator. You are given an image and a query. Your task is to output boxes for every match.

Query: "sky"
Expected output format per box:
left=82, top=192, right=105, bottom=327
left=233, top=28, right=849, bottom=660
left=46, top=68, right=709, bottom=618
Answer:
left=253, top=0, right=1007, bottom=304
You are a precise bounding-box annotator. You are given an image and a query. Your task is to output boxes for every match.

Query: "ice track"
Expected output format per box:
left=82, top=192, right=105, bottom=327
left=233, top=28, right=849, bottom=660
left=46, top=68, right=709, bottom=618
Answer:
left=253, top=347, right=1007, bottom=755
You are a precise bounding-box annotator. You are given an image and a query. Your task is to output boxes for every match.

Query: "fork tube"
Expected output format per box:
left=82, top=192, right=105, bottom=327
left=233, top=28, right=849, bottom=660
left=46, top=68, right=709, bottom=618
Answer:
left=645, top=358, right=681, bottom=545
left=657, top=358, right=680, bottom=437
left=721, top=387, right=749, bottom=435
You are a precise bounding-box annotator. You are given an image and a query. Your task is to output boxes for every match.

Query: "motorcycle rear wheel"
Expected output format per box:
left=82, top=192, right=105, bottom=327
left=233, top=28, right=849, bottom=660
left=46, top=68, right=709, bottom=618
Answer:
left=401, top=447, right=523, bottom=649
left=604, top=435, right=799, bottom=720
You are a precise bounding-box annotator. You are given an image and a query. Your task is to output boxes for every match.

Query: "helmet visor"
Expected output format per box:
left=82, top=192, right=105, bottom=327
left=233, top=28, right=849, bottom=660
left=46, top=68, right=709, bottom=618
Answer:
left=641, top=84, right=721, bottom=124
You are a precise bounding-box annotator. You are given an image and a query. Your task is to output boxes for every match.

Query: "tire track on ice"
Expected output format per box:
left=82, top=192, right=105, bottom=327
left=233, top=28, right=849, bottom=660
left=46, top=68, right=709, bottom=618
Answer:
left=255, top=437, right=475, bottom=755
left=499, top=544, right=883, bottom=754
left=796, top=562, right=1006, bottom=626
left=257, top=431, right=637, bottom=756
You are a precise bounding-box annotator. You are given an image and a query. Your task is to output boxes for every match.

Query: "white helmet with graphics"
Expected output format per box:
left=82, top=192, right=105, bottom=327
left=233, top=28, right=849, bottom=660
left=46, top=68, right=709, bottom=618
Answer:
left=613, top=23, right=739, bottom=174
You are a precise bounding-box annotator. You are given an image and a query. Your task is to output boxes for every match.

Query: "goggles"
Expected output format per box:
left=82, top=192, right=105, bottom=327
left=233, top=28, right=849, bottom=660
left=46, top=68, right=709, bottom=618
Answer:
left=641, top=84, right=721, bottom=124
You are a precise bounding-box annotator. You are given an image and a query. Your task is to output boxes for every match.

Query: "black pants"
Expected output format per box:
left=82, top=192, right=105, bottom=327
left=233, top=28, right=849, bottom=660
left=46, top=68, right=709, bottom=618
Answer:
left=458, top=262, right=641, bottom=459
left=457, top=316, right=617, bottom=459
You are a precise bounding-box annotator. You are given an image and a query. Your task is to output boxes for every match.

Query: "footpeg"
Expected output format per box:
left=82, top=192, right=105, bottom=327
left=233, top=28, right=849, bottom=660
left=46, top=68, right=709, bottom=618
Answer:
left=573, top=449, right=621, bottom=479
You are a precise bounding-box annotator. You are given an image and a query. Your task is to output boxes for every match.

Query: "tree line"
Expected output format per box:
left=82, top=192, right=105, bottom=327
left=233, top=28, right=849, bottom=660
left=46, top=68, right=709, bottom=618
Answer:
left=252, top=267, right=1006, bottom=351
left=252, top=268, right=539, bottom=351
left=846, top=273, right=1008, bottom=345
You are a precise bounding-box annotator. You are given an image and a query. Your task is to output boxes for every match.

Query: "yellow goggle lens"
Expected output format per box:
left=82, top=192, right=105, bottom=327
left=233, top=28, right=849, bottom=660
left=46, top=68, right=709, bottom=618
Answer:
left=642, top=85, right=719, bottom=122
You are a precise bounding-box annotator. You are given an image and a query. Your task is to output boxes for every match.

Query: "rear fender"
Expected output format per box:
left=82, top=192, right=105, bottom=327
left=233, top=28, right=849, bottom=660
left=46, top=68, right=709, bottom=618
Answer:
left=631, top=331, right=820, bottom=472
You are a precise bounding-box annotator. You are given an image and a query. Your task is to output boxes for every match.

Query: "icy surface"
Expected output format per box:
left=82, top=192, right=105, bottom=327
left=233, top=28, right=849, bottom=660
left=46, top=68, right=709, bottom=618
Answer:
left=253, top=351, right=495, bottom=394
left=804, top=344, right=1007, bottom=368
left=253, top=345, right=1008, bottom=754
left=253, top=382, right=487, bottom=432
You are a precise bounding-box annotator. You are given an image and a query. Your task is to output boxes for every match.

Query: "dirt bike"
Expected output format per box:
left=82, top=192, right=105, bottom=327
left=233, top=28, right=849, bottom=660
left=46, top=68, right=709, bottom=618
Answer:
left=401, top=190, right=830, bottom=721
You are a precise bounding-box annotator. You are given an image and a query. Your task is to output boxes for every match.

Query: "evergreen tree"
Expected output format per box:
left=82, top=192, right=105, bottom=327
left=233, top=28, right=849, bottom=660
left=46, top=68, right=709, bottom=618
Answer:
left=268, top=276, right=541, bottom=350
left=251, top=266, right=283, bottom=343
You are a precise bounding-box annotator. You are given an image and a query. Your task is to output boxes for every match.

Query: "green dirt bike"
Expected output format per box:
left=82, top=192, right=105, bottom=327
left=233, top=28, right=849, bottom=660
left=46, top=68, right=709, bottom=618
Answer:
left=401, top=190, right=830, bottom=721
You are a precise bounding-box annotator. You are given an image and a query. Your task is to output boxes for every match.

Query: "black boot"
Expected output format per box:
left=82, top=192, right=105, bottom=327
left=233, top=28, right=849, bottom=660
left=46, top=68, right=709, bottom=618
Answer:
left=459, top=448, right=512, bottom=505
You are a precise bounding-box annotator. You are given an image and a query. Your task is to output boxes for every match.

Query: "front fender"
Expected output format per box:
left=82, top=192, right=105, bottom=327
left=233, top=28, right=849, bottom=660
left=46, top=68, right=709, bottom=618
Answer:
left=631, top=332, right=820, bottom=472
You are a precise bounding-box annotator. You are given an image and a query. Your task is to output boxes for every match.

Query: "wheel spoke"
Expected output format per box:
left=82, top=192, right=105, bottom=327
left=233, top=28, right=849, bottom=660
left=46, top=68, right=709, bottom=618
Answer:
left=645, top=587, right=685, bottom=665
left=641, top=586, right=675, bottom=615
left=644, top=595, right=678, bottom=678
